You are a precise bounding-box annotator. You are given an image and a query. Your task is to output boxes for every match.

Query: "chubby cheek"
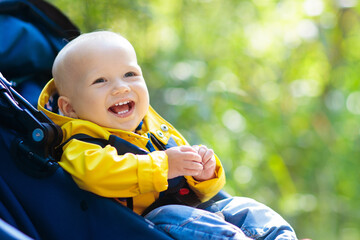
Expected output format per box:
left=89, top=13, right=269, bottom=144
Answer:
left=76, top=97, right=105, bottom=119
left=138, top=95, right=149, bottom=117
left=139, top=86, right=150, bottom=106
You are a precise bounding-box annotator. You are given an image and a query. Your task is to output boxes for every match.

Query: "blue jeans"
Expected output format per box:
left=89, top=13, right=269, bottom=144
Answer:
left=145, top=197, right=297, bottom=240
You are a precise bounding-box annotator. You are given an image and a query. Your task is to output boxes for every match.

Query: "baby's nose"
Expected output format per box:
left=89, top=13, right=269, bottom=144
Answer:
left=112, top=80, right=130, bottom=95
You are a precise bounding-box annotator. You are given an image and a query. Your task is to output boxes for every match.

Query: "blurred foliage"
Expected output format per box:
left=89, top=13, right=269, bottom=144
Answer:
left=48, top=0, right=360, bottom=239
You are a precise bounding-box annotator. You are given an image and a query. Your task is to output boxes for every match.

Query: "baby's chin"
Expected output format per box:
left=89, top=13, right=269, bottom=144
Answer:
left=100, top=121, right=142, bottom=133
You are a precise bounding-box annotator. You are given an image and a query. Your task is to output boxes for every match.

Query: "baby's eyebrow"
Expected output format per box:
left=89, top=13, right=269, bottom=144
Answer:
left=128, top=64, right=141, bottom=70
left=131, top=65, right=143, bottom=72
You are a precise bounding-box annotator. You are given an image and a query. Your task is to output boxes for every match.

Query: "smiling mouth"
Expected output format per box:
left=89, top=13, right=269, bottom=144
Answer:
left=108, top=100, right=135, bottom=117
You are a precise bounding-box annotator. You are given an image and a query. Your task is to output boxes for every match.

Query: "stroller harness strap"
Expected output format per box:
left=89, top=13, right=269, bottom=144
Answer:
left=56, top=133, right=202, bottom=216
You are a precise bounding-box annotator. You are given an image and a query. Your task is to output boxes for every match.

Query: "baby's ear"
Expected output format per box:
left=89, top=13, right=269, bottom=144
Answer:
left=58, top=96, right=78, bottom=118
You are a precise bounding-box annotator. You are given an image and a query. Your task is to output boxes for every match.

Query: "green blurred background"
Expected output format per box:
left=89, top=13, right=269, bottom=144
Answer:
left=48, top=0, right=360, bottom=239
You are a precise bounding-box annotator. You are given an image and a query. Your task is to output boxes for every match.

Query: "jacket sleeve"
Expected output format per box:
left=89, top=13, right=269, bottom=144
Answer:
left=185, top=154, right=226, bottom=202
left=59, top=139, right=169, bottom=198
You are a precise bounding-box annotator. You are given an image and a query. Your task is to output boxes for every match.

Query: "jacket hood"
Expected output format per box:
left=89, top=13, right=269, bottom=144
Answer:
left=38, top=79, right=73, bottom=127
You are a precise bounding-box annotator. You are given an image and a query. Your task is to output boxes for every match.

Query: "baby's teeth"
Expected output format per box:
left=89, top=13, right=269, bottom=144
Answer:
left=115, top=101, right=130, bottom=106
left=117, top=110, right=129, bottom=114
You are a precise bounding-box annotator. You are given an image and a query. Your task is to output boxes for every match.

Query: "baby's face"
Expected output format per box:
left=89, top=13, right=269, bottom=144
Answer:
left=62, top=36, right=149, bottom=132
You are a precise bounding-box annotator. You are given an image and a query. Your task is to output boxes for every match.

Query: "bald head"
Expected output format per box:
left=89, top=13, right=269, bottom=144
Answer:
left=52, top=31, right=135, bottom=97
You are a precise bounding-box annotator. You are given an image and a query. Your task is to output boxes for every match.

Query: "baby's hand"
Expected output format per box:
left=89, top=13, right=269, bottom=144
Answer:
left=165, top=146, right=203, bottom=179
left=192, top=145, right=216, bottom=181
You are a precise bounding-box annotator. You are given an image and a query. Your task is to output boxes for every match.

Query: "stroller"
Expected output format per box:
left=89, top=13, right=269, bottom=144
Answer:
left=0, top=0, right=228, bottom=239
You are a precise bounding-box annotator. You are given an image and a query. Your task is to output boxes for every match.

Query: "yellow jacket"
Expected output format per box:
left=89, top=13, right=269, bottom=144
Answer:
left=38, top=80, right=225, bottom=214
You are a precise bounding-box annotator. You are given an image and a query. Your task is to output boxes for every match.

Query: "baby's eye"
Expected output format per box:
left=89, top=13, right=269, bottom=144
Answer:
left=92, top=78, right=106, bottom=84
left=124, top=72, right=136, bottom=78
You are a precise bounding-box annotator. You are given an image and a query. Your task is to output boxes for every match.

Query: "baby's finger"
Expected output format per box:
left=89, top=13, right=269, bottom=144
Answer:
left=192, top=145, right=200, bottom=151
left=183, top=161, right=203, bottom=171
left=183, top=168, right=203, bottom=176
left=202, top=148, right=214, bottom=164
left=197, top=146, right=207, bottom=159
left=182, top=152, right=202, bottom=162
left=203, top=156, right=216, bottom=169
left=179, top=145, right=198, bottom=153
